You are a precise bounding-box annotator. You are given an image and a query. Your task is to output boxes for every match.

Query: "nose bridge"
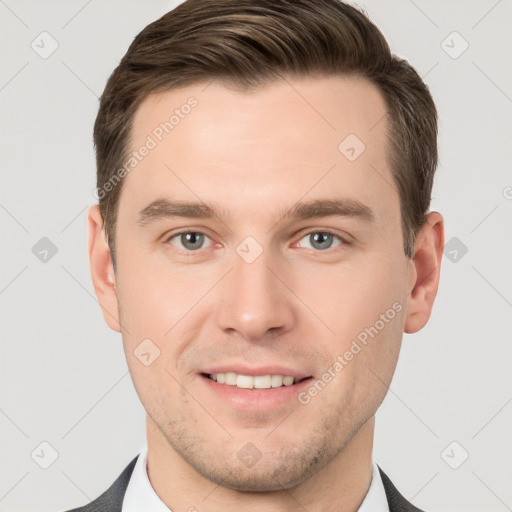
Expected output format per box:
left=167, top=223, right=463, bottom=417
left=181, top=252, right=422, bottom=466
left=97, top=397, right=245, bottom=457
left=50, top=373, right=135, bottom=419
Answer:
left=215, top=240, right=294, bottom=341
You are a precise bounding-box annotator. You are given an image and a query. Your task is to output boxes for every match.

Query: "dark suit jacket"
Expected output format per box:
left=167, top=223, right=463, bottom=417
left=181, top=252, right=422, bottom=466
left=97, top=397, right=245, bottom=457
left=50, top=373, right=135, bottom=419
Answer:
left=64, top=455, right=425, bottom=512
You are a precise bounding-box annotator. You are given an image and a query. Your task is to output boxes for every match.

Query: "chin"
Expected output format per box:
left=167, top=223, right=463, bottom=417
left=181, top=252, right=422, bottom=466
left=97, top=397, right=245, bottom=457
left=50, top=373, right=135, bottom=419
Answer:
left=194, top=460, right=317, bottom=493
left=180, top=438, right=336, bottom=493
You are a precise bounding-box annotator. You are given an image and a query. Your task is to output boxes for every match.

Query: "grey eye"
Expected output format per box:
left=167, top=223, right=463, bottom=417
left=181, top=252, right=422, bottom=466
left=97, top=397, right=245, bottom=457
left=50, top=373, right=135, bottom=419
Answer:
left=298, top=232, right=342, bottom=251
left=169, top=232, right=210, bottom=251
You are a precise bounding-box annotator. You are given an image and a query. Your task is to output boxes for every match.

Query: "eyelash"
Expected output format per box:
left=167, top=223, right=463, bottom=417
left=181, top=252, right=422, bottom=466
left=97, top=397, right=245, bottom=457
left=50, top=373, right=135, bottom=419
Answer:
left=163, top=229, right=350, bottom=254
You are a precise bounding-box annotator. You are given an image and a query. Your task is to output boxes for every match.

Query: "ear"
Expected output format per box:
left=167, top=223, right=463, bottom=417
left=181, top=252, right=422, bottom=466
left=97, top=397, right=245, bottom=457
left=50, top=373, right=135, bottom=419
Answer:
left=87, top=205, right=121, bottom=332
left=404, top=211, right=444, bottom=334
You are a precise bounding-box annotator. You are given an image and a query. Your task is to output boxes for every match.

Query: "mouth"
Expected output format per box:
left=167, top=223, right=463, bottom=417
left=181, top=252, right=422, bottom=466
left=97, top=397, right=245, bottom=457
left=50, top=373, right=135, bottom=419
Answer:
left=201, top=372, right=313, bottom=390
left=198, top=365, right=315, bottom=411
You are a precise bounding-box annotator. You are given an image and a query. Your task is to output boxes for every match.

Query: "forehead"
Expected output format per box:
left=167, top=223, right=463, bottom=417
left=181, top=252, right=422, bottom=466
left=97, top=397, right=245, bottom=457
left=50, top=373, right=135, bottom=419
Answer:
left=120, top=75, right=396, bottom=227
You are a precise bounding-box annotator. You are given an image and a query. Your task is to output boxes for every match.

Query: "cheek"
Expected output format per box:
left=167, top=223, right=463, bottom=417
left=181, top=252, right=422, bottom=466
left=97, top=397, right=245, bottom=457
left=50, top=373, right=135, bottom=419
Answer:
left=310, top=255, right=407, bottom=393
left=115, top=251, right=199, bottom=336
left=314, top=298, right=405, bottom=424
left=312, top=257, right=405, bottom=339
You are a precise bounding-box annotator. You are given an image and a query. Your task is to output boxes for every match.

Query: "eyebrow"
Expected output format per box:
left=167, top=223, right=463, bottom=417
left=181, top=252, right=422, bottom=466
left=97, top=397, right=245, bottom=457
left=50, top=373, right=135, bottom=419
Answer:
left=136, top=197, right=375, bottom=226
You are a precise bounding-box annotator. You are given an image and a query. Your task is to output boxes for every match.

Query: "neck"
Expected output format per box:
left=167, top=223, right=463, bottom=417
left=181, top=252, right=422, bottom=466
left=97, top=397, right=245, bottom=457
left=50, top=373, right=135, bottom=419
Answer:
left=146, top=415, right=375, bottom=512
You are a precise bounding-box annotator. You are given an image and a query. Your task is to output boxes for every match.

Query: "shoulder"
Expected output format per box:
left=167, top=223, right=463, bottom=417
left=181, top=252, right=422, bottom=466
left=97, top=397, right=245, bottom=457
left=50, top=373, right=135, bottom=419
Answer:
left=61, top=455, right=139, bottom=512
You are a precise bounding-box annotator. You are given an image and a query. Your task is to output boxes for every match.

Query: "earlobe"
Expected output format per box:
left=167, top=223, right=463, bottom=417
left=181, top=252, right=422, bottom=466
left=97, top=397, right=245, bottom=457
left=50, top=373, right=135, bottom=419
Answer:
left=87, top=205, right=121, bottom=332
left=404, top=211, right=444, bottom=334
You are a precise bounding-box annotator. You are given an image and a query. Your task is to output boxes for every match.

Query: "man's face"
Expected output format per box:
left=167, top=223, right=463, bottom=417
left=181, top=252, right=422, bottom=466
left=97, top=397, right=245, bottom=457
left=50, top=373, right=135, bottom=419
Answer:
left=111, top=76, right=414, bottom=490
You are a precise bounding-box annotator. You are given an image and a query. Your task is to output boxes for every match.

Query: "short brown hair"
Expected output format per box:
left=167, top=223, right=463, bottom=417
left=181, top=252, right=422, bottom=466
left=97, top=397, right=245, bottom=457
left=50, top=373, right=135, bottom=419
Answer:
left=94, top=0, right=437, bottom=266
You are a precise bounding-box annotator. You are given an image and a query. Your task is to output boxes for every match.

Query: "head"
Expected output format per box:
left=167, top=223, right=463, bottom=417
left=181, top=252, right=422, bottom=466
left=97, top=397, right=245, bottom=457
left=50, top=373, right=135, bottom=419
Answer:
left=89, top=0, right=443, bottom=493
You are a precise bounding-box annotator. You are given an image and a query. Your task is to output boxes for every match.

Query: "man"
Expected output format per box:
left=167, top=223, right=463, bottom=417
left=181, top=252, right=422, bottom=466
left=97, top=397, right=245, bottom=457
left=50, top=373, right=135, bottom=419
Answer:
left=66, top=0, right=444, bottom=510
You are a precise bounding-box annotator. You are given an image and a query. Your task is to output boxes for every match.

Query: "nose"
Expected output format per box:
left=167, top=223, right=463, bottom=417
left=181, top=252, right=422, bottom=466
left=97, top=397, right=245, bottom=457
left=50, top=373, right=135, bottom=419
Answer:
left=214, top=247, right=296, bottom=342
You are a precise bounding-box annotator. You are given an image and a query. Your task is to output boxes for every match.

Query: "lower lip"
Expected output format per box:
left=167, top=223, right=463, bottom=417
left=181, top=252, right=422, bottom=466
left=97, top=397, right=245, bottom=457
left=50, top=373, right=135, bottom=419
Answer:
left=200, top=374, right=314, bottom=411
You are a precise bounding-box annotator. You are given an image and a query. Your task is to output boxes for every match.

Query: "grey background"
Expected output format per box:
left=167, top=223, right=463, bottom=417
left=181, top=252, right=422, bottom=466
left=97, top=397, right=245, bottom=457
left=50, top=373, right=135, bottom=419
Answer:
left=1, top=1, right=511, bottom=511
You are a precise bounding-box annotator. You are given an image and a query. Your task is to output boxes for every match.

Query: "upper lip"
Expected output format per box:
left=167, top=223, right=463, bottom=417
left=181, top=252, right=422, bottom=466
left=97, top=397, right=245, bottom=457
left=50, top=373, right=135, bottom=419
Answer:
left=200, top=364, right=312, bottom=380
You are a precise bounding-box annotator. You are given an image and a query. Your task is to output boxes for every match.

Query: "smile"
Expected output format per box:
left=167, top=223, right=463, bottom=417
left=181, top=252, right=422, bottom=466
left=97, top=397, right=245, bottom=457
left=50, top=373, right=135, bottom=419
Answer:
left=206, top=372, right=308, bottom=389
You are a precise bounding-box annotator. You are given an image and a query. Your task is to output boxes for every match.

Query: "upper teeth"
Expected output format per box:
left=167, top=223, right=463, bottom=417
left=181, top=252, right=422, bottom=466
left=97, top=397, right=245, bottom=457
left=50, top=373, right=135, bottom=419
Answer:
left=210, top=372, right=297, bottom=389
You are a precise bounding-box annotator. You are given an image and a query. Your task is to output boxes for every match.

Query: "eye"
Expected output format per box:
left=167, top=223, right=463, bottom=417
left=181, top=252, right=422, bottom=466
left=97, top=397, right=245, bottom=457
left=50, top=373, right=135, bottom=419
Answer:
left=166, top=231, right=214, bottom=251
left=296, top=230, right=345, bottom=251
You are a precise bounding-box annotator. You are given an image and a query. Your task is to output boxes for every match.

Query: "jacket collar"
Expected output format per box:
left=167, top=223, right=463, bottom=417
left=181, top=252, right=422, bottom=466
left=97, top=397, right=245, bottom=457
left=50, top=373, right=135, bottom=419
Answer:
left=66, top=455, right=424, bottom=512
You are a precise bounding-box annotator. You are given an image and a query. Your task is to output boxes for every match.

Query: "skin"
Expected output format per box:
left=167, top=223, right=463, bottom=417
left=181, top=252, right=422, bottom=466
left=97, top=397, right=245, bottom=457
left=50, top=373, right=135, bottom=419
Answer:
left=88, top=75, right=444, bottom=512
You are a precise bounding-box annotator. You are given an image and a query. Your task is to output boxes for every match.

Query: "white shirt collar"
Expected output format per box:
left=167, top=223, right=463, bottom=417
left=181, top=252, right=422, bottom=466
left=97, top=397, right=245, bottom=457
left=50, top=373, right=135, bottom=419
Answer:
left=122, top=447, right=389, bottom=512
left=357, top=460, right=390, bottom=512
left=122, top=447, right=170, bottom=511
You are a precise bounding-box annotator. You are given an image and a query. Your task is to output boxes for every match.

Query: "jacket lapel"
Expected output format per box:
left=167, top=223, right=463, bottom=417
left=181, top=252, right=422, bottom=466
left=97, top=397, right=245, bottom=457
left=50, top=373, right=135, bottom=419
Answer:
left=378, top=467, right=425, bottom=512
left=64, top=455, right=138, bottom=512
